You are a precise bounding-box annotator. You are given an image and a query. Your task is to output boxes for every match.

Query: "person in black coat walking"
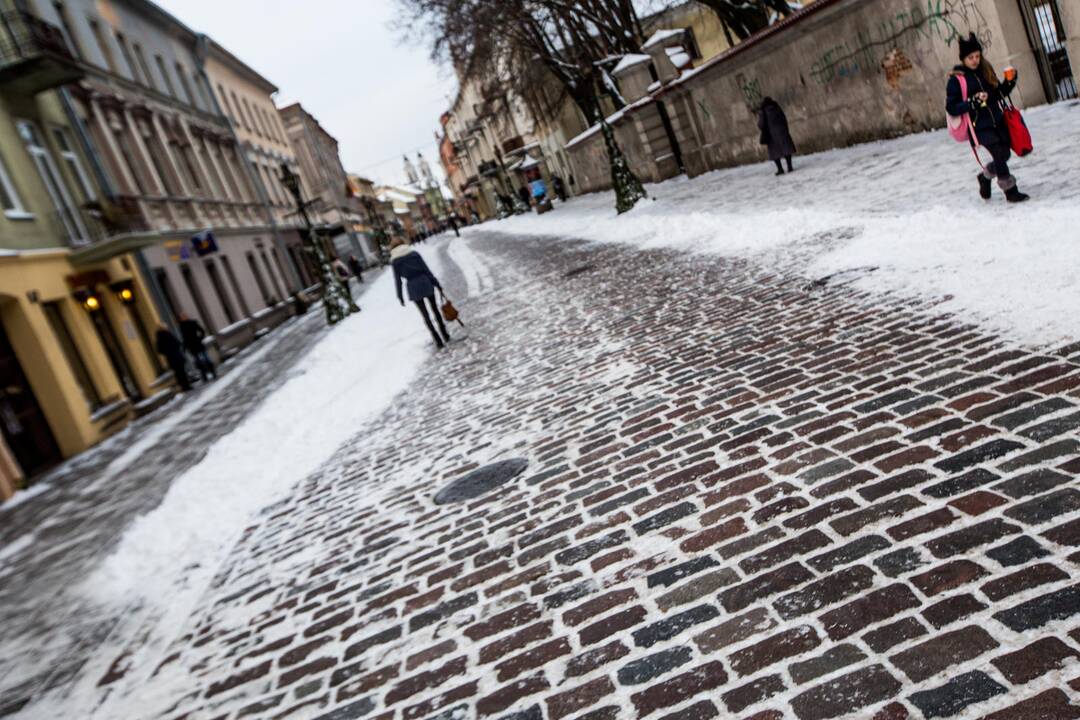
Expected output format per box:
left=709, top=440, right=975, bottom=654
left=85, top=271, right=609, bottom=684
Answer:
left=390, top=238, right=450, bottom=349
left=946, top=33, right=1029, bottom=202
left=179, top=313, right=216, bottom=382
left=758, top=97, right=796, bottom=175
left=156, top=325, right=191, bottom=392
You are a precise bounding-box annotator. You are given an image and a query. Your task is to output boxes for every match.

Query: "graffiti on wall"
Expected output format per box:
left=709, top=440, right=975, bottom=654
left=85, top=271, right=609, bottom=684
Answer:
left=809, top=0, right=992, bottom=86
left=736, top=73, right=763, bottom=110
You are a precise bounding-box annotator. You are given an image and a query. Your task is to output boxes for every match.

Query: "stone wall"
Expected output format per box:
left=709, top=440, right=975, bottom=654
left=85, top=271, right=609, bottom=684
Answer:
left=568, top=0, right=1052, bottom=190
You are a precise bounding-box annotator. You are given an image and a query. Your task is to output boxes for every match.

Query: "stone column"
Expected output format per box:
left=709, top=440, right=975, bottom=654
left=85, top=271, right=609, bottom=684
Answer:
left=0, top=435, right=22, bottom=501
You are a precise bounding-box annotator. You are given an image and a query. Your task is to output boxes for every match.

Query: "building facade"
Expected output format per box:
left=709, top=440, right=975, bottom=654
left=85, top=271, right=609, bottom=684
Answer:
left=0, top=5, right=166, bottom=495
left=278, top=103, right=376, bottom=265
left=201, top=38, right=312, bottom=295
left=29, top=0, right=306, bottom=361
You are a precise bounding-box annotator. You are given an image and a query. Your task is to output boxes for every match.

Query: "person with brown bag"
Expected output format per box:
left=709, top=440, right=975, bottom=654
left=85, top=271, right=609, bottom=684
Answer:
left=390, top=237, right=451, bottom=349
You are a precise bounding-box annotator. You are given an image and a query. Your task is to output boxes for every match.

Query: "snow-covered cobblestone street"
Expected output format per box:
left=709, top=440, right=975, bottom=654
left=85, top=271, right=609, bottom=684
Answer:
left=3, top=109, right=1080, bottom=719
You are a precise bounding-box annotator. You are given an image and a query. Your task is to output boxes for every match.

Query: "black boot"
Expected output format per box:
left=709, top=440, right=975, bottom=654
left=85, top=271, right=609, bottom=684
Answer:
left=774, top=160, right=784, bottom=176
left=1005, top=186, right=1030, bottom=203
left=785, top=156, right=794, bottom=173
left=977, top=173, right=992, bottom=200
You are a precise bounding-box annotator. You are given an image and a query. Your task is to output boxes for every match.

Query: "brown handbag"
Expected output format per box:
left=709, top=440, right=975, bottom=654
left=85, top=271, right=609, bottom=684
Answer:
left=441, top=295, right=463, bottom=326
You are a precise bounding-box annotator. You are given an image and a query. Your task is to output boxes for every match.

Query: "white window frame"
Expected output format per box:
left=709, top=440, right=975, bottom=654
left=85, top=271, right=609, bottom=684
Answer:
left=16, top=119, right=89, bottom=245
left=0, top=150, right=30, bottom=219
left=50, top=125, right=96, bottom=202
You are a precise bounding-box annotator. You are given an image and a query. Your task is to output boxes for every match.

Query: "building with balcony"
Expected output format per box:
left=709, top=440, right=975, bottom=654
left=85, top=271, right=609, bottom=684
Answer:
left=200, top=37, right=314, bottom=292
left=29, top=0, right=304, bottom=359
left=0, top=8, right=164, bottom=496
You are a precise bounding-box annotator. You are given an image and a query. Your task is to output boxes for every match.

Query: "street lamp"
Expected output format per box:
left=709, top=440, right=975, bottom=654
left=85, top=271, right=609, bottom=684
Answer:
left=278, top=163, right=358, bottom=326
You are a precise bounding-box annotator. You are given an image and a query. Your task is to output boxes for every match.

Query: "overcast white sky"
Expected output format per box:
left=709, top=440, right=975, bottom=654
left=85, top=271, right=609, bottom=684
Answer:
left=156, top=0, right=453, bottom=187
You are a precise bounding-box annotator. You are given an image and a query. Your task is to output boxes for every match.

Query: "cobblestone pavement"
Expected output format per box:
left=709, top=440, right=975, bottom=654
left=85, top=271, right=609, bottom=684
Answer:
left=9, top=233, right=1080, bottom=720
left=0, top=298, right=336, bottom=716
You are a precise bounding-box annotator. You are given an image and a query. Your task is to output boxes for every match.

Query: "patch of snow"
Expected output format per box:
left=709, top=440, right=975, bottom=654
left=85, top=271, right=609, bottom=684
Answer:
left=642, top=29, right=685, bottom=50
left=479, top=102, right=1080, bottom=349
left=612, top=53, right=652, bottom=75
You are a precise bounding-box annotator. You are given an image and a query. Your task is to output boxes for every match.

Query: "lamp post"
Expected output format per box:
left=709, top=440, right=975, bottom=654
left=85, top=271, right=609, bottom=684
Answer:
left=278, top=163, right=358, bottom=326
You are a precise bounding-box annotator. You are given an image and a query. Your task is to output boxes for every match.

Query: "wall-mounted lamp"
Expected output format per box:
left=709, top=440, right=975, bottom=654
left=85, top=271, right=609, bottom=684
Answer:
left=83, top=294, right=101, bottom=312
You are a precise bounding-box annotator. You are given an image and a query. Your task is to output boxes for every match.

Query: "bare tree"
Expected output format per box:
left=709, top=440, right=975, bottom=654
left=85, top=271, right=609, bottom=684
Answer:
left=401, top=0, right=649, bottom=214
left=694, top=0, right=797, bottom=41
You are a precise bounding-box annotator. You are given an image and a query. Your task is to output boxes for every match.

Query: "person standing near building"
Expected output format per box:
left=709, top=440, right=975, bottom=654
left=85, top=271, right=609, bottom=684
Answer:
left=179, top=313, right=216, bottom=383
left=758, top=97, right=796, bottom=175
left=390, top=238, right=451, bottom=349
left=946, top=33, right=1029, bottom=203
left=156, top=325, right=191, bottom=392
left=347, top=255, right=365, bottom=285
left=552, top=175, right=568, bottom=202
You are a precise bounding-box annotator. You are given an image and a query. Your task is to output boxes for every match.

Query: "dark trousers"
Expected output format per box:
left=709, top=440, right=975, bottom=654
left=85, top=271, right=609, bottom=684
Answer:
left=415, top=295, right=449, bottom=346
left=168, top=354, right=191, bottom=391
left=189, top=348, right=216, bottom=382
left=984, top=139, right=1012, bottom=181
left=774, top=156, right=793, bottom=172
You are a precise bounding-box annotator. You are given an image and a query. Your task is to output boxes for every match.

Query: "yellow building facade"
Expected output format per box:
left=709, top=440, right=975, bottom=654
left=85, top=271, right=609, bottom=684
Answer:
left=0, top=10, right=164, bottom=499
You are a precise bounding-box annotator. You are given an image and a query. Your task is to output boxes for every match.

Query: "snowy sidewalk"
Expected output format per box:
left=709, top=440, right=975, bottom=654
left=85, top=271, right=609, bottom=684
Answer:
left=478, top=100, right=1080, bottom=350
left=8, top=227, right=1076, bottom=720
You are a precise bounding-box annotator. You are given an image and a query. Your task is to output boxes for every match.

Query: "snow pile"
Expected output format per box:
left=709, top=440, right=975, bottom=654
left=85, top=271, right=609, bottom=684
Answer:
left=19, top=244, right=451, bottom=719
left=475, top=101, right=1080, bottom=348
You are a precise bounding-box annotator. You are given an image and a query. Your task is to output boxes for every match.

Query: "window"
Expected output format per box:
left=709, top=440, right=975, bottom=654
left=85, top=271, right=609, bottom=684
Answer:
left=112, top=126, right=149, bottom=194
left=42, top=301, right=101, bottom=409
left=153, top=268, right=180, bottom=326
left=50, top=127, right=95, bottom=202
left=231, top=92, right=248, bottom=129
left=246, top=251, right=271, bottom=306
left=53, top=2, right=83, bottom=59
left=16, top=120, right=87, bottom=245
left=114, top=32, right=140, bottom=83
left=175, top=141, right=204, bottom=194
left=220, top=256, right=250, bottom=317
left=175, top=62, right=194, bottom=105
left=179, top=264, right=212, bottom=330
left=87, top=19, right=117, bottom=73
left=214, top=144, right=242, bottom=200
left=261, top=249, right=285, bottom=300
left=242, top=98, right=260, bottom=137
left=192, top=71, right=211, bottom=110
left=133, top=43, right=156, bottom=91
left=682, top=27, right=702, bottom=60
left=203, top=259, right=236, bottom=324
left=198, top=138, right=226, bottom=198
left=272, top=248, right=293, bottom=293
left=0, top=150, right=27, bottom=217
left=139, top=125, right=179, bottom=196
left=217, top=85, right=235, bottom=122
left=155, top=55, right=176, bottom=96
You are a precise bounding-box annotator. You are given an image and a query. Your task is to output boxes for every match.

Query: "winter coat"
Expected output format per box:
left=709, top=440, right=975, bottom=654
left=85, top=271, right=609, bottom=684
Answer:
left=945, top=65, right=1016, bottom=147
left=758, top=99, right=796, bottom=162
left=156, top=329, right=185, bottom=362
left=391, top=245, right=441, bottom=304
left=178, top=319, right=206, bottom=354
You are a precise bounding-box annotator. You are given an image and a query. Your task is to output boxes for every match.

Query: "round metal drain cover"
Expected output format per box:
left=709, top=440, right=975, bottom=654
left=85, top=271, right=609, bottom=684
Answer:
left=435, top=458, right=529, bottom=505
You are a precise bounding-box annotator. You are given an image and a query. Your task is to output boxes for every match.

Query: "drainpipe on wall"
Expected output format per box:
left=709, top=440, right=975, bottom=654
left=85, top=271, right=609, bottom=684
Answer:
left=58, top=87, right=177, bottom=336
left=193, top=34, right=304, bottom=294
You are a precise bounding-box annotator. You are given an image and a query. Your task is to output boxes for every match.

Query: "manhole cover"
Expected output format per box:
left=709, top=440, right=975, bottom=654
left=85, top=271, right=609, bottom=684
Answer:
left=434, top=458, right=529, bottom=505
left=563, top=264, right=596, bottom=278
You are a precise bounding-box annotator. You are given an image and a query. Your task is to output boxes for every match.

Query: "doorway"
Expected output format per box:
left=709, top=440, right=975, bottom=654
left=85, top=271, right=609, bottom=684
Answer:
left=87, top=307, right=142, bottom=401
left=0, top=321, right=62, bottom=477
left=1018, top=0, right=1077, bottom=101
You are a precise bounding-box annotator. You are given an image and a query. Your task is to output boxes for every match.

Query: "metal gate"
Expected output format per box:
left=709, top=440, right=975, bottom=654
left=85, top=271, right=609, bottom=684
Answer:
left=1018, top=0, right=1077, bottom=101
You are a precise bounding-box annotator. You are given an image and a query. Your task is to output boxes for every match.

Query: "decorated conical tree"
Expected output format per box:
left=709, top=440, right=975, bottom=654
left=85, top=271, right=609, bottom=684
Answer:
left=599, top=116, right=647, bottom=215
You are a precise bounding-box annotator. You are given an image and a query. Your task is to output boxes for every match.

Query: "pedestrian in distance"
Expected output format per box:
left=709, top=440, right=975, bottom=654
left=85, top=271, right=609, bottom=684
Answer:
left=333, top=257, right=351, bottom=281
left=178, top=313, right=216, bottom=383
left=758, top=97, right=796, bottom=176
left=347, top=254, right=365, bottom=285
left=552, top=175, right=568, bottom=202
left=946, top=33, right=1030, bottom=203
left=155, top=325, right=191, bottom=392
left=390, top=237, right=451, bottom=350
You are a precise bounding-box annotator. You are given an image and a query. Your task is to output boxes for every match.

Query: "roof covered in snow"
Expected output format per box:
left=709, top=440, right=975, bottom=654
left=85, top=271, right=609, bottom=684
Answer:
left=642, top=28, right=685, bottom=50
left=612, top=54, right=652, bottom=76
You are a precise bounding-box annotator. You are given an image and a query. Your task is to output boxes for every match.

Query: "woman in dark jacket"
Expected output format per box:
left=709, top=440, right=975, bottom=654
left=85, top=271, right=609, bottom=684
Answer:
left=390, top=238, right=451, bottom=349
left=946, top=33, right=1029, bottom=202
left=758, top=97, right=796, bottom=175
